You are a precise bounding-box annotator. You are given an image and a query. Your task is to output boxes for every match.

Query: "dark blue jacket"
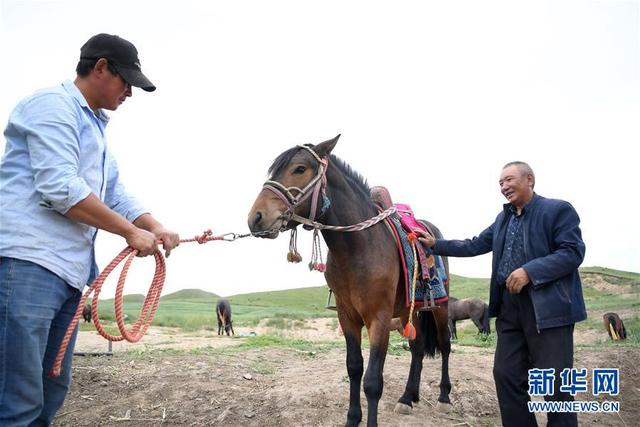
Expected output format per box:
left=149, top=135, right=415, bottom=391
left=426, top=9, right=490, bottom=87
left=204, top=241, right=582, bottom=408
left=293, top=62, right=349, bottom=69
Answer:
left=434, top=194, right=587, bottom=330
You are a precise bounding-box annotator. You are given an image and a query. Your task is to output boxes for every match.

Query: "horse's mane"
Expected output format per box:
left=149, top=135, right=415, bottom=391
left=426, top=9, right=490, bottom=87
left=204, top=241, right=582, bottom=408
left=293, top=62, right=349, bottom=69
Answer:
left=268, top=145, right=371, bottom=204
left=328, top=154, right=371, bottom=203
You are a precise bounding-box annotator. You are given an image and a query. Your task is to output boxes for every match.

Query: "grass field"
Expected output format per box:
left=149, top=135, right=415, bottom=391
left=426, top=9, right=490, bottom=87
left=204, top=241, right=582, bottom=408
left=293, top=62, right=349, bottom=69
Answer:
left=83, top=267, right=639, bottom=348
left=84, top=286, right=332, bottom=331
left=450, top=267, right=640, bottom=347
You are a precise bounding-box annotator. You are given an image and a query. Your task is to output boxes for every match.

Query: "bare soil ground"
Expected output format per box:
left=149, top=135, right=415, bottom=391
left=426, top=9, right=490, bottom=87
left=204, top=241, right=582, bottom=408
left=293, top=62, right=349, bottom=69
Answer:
left=56, top=320, right=639, bottom=426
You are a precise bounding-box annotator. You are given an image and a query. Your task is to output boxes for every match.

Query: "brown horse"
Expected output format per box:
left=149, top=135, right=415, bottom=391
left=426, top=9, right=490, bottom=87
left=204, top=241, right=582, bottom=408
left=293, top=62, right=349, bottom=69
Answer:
left=447, top=296, right=490, bottom=339
left=82, top=303, right=92, bottom=323
left=248, top=135, right=451, bottom=426
left=216, top=299, right=234, bottom=336
left=603, top=312, right=626, bottom=340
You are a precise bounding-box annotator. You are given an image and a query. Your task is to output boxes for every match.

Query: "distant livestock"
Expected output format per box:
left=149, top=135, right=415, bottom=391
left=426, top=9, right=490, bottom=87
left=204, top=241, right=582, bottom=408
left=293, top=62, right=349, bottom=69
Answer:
left=448, top=297, right=490, bottom=340
left=603, top=312, right=626, bottom=340
left=82, top=304, right=92, bottom=323
left=216, top=299, right=234, bottom=336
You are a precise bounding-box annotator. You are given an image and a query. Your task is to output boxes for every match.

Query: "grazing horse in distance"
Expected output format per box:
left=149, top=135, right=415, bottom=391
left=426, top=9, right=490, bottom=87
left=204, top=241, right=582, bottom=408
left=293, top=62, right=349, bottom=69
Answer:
left=447, top=296, right=490, bottom=340
left=248, top=135, right=452, bottom=426
left=216, top=299, right=234, bottom=336
left=603, top=312, right=626, bottom=340
left=82, top=303, right=92, bottom=323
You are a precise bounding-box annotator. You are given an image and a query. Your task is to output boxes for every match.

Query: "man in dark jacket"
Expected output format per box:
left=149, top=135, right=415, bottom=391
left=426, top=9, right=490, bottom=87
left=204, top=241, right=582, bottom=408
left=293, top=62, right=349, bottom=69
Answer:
left=419, top=161, right=586, bottom=427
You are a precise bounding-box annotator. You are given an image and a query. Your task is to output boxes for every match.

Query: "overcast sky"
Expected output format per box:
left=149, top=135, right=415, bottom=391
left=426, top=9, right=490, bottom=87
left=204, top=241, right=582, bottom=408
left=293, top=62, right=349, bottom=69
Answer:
left=1, top=0, right=638, bottom=299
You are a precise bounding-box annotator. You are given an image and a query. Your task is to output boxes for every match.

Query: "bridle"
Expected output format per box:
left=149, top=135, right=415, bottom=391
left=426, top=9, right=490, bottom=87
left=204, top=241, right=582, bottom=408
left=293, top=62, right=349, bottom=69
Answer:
left=262, top=145, right=330, bottom=229
left=261, top=144, right=397, bottom=272
left=261, top=145, right=397, bottom=233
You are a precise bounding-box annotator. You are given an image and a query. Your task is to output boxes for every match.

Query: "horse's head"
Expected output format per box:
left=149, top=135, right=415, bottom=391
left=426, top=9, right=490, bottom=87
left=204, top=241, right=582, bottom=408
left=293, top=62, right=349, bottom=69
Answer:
left=248, top=134, right=340, bottom=238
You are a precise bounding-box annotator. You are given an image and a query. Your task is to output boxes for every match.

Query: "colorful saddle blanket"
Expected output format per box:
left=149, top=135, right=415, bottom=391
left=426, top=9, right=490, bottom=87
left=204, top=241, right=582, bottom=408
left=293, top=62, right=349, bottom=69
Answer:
left=384, top=204, right=448, bottom=308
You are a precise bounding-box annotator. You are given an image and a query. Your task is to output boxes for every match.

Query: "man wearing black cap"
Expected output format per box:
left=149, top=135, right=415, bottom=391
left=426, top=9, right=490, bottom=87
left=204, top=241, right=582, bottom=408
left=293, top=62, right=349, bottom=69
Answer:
left=0, top=34, right=179, bottom=425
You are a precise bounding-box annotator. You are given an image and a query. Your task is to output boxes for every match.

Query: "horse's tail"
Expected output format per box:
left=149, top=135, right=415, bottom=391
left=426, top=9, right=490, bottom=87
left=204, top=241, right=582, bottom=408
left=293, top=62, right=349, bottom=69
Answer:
left=607, top=316, right=619, bottom=340
left=482, top=304, right=490, bottom=334
left=217, top=307, right=225, bottom=325
left=419, top=311, right=439, bottom=358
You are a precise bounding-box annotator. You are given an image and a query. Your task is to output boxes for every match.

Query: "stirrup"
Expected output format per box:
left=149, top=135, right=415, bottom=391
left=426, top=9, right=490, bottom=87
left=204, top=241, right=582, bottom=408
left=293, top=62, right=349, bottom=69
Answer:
left=325, top=289, right=337, bottom=311
left=417, top=290, right=439, bottom=312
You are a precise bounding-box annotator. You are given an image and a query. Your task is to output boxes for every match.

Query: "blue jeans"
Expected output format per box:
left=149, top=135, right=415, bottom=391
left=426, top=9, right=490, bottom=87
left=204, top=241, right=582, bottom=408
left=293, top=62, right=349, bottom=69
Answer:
left=0, top=257, right=82, bottom=427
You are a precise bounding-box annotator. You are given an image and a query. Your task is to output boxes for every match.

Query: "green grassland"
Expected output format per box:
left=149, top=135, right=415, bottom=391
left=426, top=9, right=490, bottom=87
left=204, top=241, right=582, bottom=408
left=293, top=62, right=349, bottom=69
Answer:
left=83, top=267, right=639, bottom=349
left=83, top=286, right=332, bottom=331
left=448, top=267, right=639, bottom=347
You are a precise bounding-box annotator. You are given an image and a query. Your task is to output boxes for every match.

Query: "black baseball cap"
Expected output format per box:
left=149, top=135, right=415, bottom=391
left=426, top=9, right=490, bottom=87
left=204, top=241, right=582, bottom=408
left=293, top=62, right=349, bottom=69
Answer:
left=80, top=33, right=156, bottom=92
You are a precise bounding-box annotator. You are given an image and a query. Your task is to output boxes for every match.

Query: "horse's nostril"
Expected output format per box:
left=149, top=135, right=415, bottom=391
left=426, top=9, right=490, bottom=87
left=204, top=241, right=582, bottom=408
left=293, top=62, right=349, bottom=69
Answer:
left=254, top=211, right=263, bottom=226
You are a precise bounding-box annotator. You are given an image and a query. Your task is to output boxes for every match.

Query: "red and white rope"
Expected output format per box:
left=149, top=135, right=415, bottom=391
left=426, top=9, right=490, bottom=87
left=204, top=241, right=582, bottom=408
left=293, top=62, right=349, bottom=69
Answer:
left=49, top=230, right=228, bottom=377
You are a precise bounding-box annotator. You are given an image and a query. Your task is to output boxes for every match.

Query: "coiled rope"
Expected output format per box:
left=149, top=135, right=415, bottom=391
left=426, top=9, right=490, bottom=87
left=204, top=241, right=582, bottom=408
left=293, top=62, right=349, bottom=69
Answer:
left=49, top=229, right=250, bottom=377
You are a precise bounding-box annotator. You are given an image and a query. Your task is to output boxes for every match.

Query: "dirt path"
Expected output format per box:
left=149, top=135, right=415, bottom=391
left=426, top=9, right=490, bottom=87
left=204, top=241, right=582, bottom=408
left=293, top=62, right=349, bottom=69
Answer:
left=57, top=322, right=639, bottom=426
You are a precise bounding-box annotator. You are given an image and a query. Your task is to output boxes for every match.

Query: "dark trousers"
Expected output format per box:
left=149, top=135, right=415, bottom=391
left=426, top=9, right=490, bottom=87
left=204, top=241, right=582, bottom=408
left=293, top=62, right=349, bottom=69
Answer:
left=493, top=287, right=577, bottom=427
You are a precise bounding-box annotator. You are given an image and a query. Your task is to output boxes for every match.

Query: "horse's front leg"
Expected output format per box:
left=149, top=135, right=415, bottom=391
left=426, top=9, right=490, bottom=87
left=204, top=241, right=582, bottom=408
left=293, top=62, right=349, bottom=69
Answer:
left=339, top=311, right=364, bottom=427
left=471, top=316, right=484, bottom=334
left=363, top=315, right=391, bottom=426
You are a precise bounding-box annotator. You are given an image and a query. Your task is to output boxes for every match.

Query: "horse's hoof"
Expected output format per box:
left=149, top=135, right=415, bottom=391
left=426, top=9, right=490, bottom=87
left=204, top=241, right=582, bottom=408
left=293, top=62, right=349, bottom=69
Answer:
left=394, top=402, right=412, bottom=415
left=436, top=401, right=452, bottom=413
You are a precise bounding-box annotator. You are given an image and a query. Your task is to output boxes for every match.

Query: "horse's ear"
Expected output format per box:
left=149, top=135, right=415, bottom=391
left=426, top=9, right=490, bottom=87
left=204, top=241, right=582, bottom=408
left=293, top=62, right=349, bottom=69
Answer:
left=313, top=134, right=340, bottom=158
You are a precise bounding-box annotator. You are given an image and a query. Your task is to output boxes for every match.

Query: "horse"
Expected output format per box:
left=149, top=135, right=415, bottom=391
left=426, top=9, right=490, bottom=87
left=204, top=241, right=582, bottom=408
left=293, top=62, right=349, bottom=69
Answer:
left=343, top=318, right=405, bottom=337
left=603, top=312, right=626, bottom=340
left=82, top=303, right=92, bottom=323
left=389, top=317, right=404, bottom=335
left=216, top=299, right=234, bottom=336
left=248, top=135, right=452, bottom=426
left=447, top=296, right=490, bottom=340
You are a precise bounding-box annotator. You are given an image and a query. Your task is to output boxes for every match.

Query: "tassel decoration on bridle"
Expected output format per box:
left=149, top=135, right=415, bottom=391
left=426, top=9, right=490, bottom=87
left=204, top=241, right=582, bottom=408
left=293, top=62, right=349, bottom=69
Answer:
left=309, top=228, right=326, bottom=272
left=287, top=228, right=303, bottom=263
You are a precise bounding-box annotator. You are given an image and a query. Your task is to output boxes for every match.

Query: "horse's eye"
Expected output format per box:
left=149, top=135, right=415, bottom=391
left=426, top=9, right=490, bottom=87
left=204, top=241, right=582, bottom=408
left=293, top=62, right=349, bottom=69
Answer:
left=293, top=166, right=306, bottom=174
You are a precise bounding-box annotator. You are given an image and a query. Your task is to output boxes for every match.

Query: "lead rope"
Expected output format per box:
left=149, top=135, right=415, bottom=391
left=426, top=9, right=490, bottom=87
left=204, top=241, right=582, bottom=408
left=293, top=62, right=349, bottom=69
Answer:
left=49, top=229, right=251, bottom=377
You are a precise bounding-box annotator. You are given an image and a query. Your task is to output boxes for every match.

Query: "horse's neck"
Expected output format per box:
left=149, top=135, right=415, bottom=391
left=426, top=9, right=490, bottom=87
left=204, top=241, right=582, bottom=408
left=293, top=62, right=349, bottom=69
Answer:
left=320, top=174, right=382, bottom=252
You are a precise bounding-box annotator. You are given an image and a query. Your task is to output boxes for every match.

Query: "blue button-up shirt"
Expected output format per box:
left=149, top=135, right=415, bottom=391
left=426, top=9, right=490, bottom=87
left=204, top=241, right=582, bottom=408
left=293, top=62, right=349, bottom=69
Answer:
left=497, top=206, right=526, bottom=285
left=0, top=80, right=146, bottom=290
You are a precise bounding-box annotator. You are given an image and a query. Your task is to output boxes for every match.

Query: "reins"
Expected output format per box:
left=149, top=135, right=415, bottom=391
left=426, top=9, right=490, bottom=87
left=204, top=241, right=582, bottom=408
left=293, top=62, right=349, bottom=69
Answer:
left=285, top=206, right=397, bottom=232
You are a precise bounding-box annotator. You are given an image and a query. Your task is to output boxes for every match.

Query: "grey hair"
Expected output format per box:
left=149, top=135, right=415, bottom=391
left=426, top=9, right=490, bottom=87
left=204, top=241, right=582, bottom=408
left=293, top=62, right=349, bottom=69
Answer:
left=503, top=161, right=535, bottom=189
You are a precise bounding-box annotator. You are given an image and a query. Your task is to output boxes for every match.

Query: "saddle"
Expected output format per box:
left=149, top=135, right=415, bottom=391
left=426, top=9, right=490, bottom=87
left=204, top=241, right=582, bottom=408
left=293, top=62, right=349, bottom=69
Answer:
left=371, top=186, right=445, bottom=311
left=371, top=186, right=437, bottom=240
left=325, top=186, right=447, bottom=312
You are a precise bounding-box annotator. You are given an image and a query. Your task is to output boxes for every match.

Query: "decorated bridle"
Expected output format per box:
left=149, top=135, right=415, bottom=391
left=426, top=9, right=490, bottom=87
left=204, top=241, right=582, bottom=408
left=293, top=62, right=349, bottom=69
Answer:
left=262, top=145, right=330, bottom=228
left=260, top=144, right=397, bottom=272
